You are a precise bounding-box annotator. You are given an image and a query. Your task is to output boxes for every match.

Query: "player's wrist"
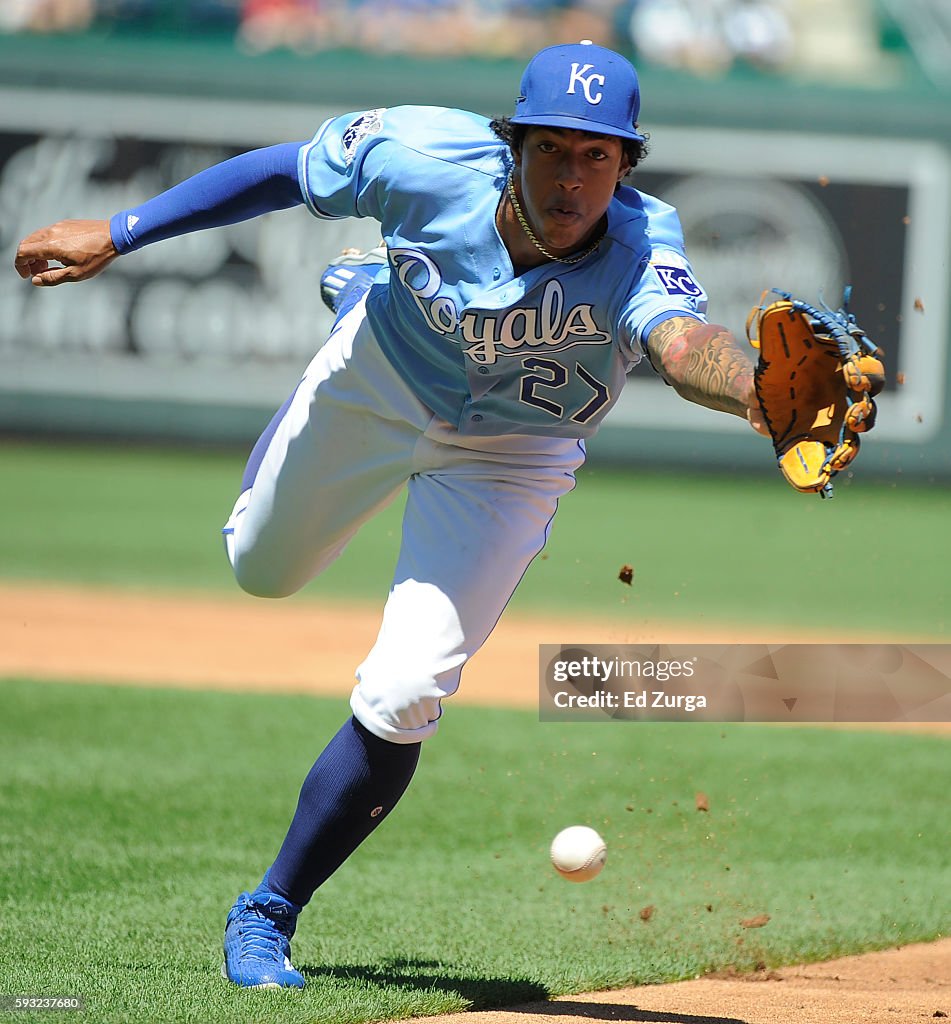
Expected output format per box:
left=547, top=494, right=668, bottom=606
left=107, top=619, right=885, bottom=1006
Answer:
left=109, top=210, right=137, bottom=255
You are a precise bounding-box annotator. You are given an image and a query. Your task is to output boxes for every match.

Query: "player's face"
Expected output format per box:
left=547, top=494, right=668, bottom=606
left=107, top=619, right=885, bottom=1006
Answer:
left=514, top=127, right=631, bottom=256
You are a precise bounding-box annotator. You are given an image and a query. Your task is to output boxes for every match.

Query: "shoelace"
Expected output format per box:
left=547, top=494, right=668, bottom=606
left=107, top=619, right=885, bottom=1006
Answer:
left=234, top=900, right=294, bottom=963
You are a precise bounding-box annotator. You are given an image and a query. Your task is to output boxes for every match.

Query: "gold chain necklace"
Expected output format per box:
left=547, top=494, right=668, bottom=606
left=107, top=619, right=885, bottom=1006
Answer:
left=506, top=172, right=603, bottom=266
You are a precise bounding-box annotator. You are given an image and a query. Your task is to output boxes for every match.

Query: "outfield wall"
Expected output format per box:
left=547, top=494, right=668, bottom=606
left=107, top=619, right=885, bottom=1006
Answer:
left=2, top=36, right=950, bottom=479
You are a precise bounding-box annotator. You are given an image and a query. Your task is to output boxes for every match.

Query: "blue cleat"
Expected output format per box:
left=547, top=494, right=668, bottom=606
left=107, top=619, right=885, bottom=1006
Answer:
left=222, top=882, right=305, bottom=989
left=319, top=245, right=388, bottom=317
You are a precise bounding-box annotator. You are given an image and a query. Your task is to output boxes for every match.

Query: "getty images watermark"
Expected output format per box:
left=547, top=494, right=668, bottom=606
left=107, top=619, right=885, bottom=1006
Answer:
left=538, top=644, right=951, bottom=722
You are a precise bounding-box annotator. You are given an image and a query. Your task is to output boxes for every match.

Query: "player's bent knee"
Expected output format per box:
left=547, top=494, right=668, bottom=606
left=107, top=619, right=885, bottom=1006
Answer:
left=222, top=489, right=310, bottom=598
left=229, top=540, right=344, bottom=598
left=226, top=534, right=307, bottom=598
left=232, top=563, right=303, bottom=599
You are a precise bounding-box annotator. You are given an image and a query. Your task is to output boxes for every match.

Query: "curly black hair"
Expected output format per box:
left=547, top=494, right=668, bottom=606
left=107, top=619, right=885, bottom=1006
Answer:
left=489, top=115, right=648, bottom=176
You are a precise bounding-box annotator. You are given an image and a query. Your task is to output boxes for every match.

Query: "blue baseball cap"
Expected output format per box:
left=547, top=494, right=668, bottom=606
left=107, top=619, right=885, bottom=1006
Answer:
left=511, top=41, right=645, bottom=143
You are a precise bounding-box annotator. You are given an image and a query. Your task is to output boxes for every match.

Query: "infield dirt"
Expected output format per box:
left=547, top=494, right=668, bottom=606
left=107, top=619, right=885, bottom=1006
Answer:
left=1, top=580, right=947, bottom=1023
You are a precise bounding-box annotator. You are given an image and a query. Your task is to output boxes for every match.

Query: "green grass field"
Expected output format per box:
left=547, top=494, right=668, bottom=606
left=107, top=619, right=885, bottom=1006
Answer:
left=1, top=440, right=948, bottom=635
left=1, top=440, right=948, bottom=1022
left=1, top=679, right=948, bottom=1024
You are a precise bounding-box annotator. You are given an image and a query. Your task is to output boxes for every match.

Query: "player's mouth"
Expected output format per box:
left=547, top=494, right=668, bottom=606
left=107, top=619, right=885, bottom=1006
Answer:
left=547, top=206, right=583, bottom=226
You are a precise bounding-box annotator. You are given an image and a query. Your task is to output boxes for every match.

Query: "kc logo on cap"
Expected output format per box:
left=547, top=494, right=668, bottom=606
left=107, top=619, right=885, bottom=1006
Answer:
left=567, top=63, right=605, bottom=105
left=511, top=41, right=645, bottom=142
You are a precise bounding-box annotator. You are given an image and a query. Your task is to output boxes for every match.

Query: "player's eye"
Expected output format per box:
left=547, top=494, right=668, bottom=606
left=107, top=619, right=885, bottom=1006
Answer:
left=537, top=141, right=558, bottom=153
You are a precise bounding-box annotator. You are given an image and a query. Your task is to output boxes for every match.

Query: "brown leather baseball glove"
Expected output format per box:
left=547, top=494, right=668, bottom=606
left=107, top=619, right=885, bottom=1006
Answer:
left=746, top=289, right=885, bottom=498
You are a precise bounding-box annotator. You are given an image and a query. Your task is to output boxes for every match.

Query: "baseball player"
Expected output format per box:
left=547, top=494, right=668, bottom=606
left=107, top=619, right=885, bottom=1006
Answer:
left=15, top=41, right=766, bottom=989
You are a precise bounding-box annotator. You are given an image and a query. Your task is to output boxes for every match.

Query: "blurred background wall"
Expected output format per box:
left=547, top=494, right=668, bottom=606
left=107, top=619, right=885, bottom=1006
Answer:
left=0, top=0, right=930, bottom=77
left=1, top=0, right=949, bottom=479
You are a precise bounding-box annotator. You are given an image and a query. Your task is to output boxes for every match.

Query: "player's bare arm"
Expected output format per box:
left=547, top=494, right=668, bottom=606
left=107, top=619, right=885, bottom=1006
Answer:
left=15, top=219, right=118, bottom=287
left=646, top=315, right=767, bottom=434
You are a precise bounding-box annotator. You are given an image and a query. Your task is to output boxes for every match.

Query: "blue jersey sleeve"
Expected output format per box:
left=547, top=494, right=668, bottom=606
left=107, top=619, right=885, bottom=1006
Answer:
left=297, top=109, right=392, bottom=222
left=296, top=106, right=492, bottom=224
left=624, top=248, right=708, bottom=354
left=614, top=194, right=708, bottom=357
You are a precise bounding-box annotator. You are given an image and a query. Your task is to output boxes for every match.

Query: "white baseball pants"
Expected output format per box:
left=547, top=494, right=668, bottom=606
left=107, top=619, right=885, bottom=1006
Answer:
left=223, top=298, right=585, bottom=743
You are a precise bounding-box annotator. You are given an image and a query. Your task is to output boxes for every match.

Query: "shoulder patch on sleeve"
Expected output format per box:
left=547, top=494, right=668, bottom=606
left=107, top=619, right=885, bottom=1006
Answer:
left=342, top=109, right=387, bottom=166
left=650, top=254, right=703, bottom=298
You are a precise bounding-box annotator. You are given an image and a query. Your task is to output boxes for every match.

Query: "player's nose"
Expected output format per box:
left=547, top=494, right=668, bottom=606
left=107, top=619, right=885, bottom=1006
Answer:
left=554, top=156, right=584, bottom=189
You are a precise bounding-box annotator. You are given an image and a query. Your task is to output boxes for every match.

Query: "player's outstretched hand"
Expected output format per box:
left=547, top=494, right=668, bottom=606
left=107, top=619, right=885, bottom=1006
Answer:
left=15, top=219, right=119, bottom=286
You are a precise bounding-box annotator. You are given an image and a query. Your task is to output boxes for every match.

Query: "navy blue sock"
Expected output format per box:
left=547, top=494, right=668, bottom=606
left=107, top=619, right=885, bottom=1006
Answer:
left=265, top=717, right=421, bottom=906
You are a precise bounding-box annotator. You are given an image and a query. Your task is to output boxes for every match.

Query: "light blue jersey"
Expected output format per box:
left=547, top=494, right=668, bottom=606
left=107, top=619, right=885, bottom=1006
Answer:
left=299, top=106, right=707, bottom=437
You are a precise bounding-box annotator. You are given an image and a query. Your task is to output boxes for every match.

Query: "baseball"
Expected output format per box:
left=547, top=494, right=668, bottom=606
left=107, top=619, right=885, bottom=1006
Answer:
left=550, top=825, right=607, bottom=882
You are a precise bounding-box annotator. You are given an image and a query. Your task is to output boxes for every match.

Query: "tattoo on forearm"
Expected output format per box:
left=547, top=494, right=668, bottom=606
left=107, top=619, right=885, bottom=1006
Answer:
left=646, top=319, right=755, bottom=416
